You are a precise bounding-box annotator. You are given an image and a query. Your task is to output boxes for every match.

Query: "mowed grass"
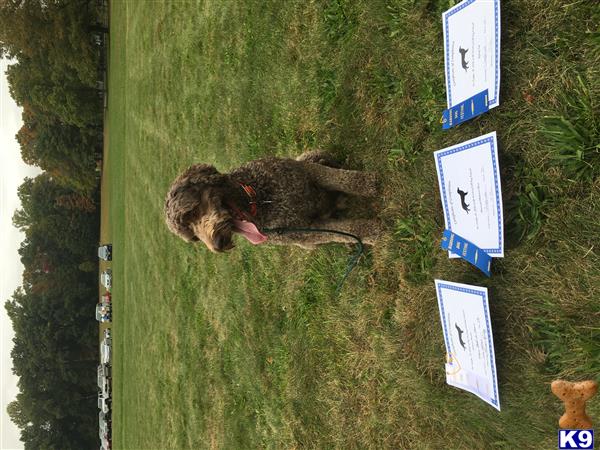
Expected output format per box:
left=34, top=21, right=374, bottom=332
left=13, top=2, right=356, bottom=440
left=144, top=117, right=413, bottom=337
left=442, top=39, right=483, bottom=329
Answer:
left=106, top=1, right=599, bottom=449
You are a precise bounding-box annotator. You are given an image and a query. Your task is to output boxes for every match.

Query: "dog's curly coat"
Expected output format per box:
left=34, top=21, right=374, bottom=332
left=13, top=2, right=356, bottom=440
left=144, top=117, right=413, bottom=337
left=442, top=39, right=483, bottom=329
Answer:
left=164, top=152, right=381, bottom=252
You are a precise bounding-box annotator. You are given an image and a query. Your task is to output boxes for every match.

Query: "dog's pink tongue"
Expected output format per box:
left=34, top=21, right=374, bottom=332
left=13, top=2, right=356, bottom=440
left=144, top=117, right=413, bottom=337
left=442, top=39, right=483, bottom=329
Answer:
left=233, top=220, right=268, bottom=244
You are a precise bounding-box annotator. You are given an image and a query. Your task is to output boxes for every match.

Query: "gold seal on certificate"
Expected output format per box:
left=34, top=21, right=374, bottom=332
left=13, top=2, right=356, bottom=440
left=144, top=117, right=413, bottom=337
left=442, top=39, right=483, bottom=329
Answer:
left=443, top=0, right=501, bottom=109
left=434, top=132, right=504, bottom=258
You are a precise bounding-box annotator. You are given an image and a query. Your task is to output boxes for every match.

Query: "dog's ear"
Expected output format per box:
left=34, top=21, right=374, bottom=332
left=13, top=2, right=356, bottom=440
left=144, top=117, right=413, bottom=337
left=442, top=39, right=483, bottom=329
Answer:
left=164, top=186, right=199, bottom=242
left=182, top=164, right=221, bottom=185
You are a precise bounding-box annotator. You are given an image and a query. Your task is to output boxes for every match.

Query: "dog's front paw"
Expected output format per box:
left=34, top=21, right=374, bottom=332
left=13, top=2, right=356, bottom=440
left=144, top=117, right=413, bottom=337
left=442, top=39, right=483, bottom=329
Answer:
left=294, top=242, right=318, bottom=250
left=361, top=218, right=384, bottom=245
left=362, top=173, right=381, bottom=197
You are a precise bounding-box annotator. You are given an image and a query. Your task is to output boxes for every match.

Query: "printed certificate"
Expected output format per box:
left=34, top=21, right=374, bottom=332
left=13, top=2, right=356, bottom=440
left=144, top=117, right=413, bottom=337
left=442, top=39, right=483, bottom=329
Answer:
left=443, top=0, right=501, bottom=109
left=434, top=131, right=503, bottom=258
left=435, top=280, right=500, bottom=410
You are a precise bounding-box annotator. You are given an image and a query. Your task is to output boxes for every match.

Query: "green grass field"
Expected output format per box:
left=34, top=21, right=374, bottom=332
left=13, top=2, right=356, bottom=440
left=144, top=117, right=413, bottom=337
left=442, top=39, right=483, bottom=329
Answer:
left=105, top=1, right=599, bottom=448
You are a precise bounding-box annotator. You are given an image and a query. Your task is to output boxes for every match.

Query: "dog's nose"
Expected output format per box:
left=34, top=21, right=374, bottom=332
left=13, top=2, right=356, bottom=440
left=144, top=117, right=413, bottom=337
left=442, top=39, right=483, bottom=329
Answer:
left=214, top=235, right=227, bottom=251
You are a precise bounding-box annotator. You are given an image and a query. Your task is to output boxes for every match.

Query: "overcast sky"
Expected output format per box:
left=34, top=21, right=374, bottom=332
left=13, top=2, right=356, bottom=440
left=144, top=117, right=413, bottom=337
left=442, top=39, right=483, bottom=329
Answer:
left=1, top=58, right=41, bottom=450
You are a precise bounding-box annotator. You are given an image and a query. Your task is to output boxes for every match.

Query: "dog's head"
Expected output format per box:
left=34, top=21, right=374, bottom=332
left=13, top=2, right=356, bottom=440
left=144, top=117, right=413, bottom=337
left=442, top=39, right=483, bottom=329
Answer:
left=164, top=164, right=267, bottom=253
left=164, top=164, right=235, bottom=252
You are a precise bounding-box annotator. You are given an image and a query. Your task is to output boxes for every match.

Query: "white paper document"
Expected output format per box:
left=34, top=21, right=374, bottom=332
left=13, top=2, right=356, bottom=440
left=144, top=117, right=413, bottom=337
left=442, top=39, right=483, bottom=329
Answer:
left=435, top=280, right=500, bottom=410
left=434, top=131, right=503, bottom=258
left=443, top=0, right=501, bottom=108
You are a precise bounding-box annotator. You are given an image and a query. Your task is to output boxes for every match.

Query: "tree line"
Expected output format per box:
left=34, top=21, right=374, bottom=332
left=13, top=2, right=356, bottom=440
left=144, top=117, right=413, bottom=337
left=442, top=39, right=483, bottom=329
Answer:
left=1, top=1, right=106, bottom=448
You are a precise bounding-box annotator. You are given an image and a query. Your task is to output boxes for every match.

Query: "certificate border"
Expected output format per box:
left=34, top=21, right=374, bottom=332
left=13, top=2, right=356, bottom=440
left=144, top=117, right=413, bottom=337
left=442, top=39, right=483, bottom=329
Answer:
left=443, top=0, right=500, bottom=108
left=435, top=280, right=499, bottom=410
left=435, top=133, right=503, bottom=255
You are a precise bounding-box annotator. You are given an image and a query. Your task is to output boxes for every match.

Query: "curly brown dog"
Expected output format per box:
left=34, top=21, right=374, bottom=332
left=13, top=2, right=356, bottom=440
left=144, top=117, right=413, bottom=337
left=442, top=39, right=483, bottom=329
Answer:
left=164, top=152, right=381, bottom=252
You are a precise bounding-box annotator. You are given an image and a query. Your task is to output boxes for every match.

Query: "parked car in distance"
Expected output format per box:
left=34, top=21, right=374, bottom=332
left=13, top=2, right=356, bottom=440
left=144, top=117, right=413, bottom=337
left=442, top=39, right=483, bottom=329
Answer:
left=101, top=269, right=112, bottom=291
left=98, top=392, right=110, bottom=414
left=99, top=411, right=111, bottom=449
left=100, top=433, right=112, bottom=450
left=100, top=437, right=112, bottom=450
left=99, top=410, right=111, bottom=430
left=95, top=303, right=111, bottom=323
left=98, top=244, right=112, bottom=261
left=97, top=363, right=111, bottom=379
left=100, top=329, right=112, bottom=365
left=97, top=364, right=111, bottom=397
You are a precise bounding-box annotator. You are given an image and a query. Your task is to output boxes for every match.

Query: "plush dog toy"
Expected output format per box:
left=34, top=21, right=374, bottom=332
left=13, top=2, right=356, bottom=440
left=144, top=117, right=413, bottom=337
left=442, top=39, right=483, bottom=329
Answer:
left=551, top=379, right=598, bottom=429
